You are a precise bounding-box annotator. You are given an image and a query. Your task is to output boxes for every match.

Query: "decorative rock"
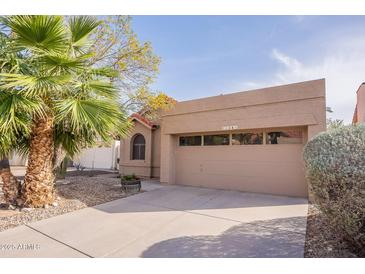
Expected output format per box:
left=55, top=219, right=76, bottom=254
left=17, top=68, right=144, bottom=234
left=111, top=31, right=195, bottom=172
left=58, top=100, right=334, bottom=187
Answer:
left=51, top=202, right=58, bottom=207
left=8, top=204, right=16, bottom=210
left=56, top=179, right=70, bottom=185
left=21, top=207, right=33, bottom=212
left=43, top=204, right=49, bottom=209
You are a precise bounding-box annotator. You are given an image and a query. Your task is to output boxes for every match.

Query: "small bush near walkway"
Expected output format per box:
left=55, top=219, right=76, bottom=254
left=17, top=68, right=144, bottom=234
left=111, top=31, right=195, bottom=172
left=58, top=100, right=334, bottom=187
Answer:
left=303, top=125, right=365, bottom=257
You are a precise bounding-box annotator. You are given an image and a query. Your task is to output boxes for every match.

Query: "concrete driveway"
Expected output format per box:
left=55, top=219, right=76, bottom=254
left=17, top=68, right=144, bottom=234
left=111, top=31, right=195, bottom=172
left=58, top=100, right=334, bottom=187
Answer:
left=0, top=182, right=308, bottom=258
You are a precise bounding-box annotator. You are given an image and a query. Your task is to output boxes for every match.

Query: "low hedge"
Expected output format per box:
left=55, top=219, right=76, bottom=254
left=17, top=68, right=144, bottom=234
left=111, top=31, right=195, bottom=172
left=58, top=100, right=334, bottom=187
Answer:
left=303, top=125, right=365, bottom=256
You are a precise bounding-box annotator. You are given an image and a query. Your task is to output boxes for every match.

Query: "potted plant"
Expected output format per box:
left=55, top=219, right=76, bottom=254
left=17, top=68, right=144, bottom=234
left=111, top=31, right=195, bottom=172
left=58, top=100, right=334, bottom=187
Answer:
left=120, top=174, right=141, bottom=193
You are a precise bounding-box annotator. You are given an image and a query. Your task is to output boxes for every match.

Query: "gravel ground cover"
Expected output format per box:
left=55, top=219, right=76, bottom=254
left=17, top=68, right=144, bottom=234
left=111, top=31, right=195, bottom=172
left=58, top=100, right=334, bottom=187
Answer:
left=304, top=205, right=358, bottom=258
left=0, top=171, right=135, bottom=232
left=64, top=170, right=120, bottom=177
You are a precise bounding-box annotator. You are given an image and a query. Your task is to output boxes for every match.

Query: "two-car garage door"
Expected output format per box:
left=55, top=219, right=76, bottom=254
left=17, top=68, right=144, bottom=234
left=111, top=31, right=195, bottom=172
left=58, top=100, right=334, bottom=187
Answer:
left=175, top=141, right=307, bottom=197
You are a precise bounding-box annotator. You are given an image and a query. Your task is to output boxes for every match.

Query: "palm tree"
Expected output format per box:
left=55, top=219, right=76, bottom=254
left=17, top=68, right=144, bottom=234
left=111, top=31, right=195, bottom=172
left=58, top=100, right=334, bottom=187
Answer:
left=0, top=16, right=129, bottom=207
left=0, top=28, right=25, bottom=205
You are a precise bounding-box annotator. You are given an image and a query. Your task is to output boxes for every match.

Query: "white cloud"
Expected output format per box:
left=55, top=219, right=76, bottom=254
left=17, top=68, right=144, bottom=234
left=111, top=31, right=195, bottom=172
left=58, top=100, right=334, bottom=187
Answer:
left=271, top=49, right=302, bottom=70
left=240, top=39, right=365, bottom=124
left=271, top=49, right=304, bottom=82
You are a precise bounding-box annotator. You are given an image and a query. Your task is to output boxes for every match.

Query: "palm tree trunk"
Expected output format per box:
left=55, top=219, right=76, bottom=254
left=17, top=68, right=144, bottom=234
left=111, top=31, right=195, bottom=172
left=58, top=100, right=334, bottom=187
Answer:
left=22, top=116, right=56, bottom=207
left=53, top=146, right=67, bottom=178
left=0, top=157, right=21, bottom=206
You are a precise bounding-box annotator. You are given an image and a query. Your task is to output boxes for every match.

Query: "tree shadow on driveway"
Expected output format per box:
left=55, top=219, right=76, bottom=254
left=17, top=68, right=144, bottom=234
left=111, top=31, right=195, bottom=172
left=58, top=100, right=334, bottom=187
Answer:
left=141, top=216, right=306, bottom=258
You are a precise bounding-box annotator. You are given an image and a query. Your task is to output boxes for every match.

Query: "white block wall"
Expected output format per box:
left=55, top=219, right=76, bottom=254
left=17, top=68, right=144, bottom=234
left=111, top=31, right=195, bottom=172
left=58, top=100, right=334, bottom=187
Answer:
left=74, top=141, right=120, bottom=170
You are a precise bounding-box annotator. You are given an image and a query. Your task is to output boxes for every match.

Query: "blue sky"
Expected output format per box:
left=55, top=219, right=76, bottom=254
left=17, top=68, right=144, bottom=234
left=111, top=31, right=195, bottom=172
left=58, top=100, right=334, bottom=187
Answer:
left=132, top=16, right=365, bottom=123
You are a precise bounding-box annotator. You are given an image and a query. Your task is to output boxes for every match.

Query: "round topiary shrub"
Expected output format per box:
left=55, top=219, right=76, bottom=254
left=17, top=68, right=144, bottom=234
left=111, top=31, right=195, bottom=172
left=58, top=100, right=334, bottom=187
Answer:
left=303, top=125, right=365, bottom=256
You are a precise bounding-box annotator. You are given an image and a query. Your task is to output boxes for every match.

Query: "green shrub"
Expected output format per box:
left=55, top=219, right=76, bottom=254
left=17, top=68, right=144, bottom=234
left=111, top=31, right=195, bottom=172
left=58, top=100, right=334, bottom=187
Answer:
left=303, top=125, right=365, bottom=256
left=121, top=174, right=139, bottom=181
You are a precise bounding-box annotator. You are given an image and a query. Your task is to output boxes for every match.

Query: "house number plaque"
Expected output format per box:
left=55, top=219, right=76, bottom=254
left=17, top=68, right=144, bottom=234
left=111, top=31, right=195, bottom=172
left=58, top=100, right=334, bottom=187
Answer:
left=222, top=125, right=238, bottom=130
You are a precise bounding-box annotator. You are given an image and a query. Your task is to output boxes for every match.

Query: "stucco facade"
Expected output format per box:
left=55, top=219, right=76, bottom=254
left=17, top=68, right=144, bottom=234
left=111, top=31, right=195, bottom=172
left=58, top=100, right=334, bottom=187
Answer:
left=120, top=79, right=326, bottom=197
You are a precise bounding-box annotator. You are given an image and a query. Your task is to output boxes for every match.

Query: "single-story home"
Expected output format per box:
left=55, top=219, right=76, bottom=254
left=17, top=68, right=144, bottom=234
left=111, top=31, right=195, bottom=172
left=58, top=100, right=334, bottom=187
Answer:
left=120, top=79, right=326, bottom=197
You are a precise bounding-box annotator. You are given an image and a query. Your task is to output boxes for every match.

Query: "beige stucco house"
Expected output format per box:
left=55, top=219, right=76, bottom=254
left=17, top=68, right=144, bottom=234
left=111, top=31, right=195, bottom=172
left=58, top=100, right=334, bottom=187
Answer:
left=120, top=79, right=326, bottom=197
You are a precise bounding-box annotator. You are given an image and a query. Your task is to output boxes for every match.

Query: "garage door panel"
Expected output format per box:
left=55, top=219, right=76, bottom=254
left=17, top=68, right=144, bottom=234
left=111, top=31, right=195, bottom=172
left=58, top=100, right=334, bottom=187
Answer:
left=175, top=145, right=307, bottom=197
left=176, top=145, right=304, bottom=161
left=176, top=159, right=301, bottom=179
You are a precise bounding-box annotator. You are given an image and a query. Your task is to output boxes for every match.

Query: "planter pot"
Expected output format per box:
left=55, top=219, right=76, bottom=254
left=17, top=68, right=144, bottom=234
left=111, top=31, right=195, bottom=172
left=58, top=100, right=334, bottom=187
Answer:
left=121, top=179, right=141, bottom=194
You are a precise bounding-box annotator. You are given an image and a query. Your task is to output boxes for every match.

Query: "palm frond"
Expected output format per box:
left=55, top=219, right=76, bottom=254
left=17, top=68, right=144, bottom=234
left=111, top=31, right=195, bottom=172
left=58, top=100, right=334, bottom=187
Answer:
left=54, top=124, right=97, bottom=157
left=54, top=130, right=81, bottom=157
left=0, top=91, right=44, bottom=134
left=2, top=15, right=67, bottom=54
left=68, top=16, right=100, bottom=53
left=55, top=98, right=129, bottom=141
left=0, top=73, right=72, bottom=97
left=39, top=53, right=88, bottom=73
left=0, top=32, right=30, bottom=76
left=74, top=80, right=119, bottom=100
left=0, top=133, right=15, bottom=158
left=11, top=132, right=30, bottom=159
left=88, top=67, right=119, bottom=78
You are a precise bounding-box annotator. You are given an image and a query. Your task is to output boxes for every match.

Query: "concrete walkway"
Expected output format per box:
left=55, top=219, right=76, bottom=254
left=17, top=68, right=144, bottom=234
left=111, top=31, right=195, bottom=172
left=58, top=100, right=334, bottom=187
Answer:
left=0, top=182, right=308, bottom=258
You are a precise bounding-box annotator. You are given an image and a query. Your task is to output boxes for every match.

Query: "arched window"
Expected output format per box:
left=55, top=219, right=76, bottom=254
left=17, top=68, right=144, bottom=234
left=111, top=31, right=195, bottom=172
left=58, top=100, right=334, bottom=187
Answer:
left=131, top=134, right=145, bottom=160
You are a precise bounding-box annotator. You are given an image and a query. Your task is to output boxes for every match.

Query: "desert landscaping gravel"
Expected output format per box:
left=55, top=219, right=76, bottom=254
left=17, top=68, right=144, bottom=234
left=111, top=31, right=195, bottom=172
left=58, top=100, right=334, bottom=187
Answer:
left=304, top=205, right=358, bottom=258
left=0, top=171, right=133, bottom=232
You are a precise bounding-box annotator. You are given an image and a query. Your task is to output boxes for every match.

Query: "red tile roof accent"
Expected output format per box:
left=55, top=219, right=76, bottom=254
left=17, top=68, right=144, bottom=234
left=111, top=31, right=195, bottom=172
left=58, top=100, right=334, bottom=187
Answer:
left=131, top=113, right=153, bottom=127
